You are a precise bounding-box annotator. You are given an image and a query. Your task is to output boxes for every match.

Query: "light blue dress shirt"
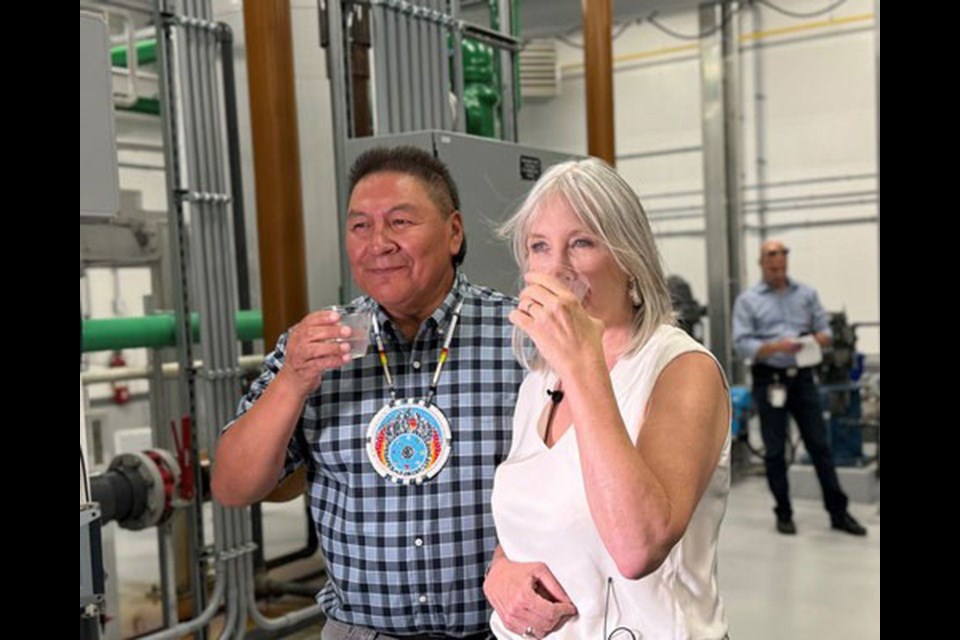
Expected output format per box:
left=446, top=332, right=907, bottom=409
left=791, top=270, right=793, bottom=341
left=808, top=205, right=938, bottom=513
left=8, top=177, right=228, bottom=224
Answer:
left=732, top=278, right=833, bottom=368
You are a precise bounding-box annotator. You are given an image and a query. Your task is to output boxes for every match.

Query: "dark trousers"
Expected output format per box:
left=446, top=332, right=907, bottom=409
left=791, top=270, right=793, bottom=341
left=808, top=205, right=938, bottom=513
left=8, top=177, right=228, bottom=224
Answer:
left=751, top=364, right=848, bottom=521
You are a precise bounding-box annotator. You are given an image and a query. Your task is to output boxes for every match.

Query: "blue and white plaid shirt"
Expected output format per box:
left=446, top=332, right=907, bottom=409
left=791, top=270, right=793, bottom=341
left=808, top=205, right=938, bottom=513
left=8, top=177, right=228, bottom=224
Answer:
left=233, top=273, right=524, bottom=635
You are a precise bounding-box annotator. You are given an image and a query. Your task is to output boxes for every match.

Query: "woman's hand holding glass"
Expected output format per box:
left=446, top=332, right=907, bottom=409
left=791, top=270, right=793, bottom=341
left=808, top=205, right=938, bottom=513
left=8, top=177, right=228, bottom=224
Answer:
left=510, top=268, right=605, bottom=376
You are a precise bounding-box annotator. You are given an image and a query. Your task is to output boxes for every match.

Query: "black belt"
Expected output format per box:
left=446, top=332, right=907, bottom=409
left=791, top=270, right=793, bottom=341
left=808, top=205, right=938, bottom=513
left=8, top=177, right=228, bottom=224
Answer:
left=752, top=362, right=812, bottom=378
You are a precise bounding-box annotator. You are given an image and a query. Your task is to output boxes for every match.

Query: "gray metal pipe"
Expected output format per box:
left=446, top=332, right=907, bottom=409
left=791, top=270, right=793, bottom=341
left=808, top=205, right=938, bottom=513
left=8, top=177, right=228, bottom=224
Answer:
left=118, top=161, right=166, bottom=170
left=410, top=3, right=423, bottom=130
left=145, top=296, right=177, bottom=628
left=204, top=16, right=239, bottom=419
left=149, top=25, right=231, bottom=640
left=200, top=3, right=251, bottom=631
left=194, top=34, right=224, bottom=421
left=744, top=215, right=878, bottom=232
left=233, top=507, right=249, bottom=638
left=157, top=522, right=179, bottom=628
left=243, top=508, right=327, bottom=630
left=450, top=0, right=466, bottom=131
left=745, top=173, right=877, bottom=190
left=640, top=173, right=879, bottom=202
left=497, top=0, right=515, bottom=140
left=216, top=21, right=253, bottom=336
left=431, top=0, right=445, bottom=129
left=747, top=198, right=877, bottom=214
left=750, top=1, right=769, bottom=237
left=179, top=8, right=213, bottom=613
left=230, top=508, right=250, bottom=640
left=653, top=214, right=880, bottom=239
left=439, top=1, right=453, bottom=130
left=650, top=201, right=876, bottom=222
left=117, top=140, right=166, bottom=152
left=386, top=7, right=401, bottom=131
left=422, top=1, right=435, bottom=128
left=373, top=4, right=391, bottom=132
left=618, top=145, right=703, bottom=162
left=399, top=2, right=413, bottom=131
left=654, top=229, right=706, bottom=239
left=748, top=191, right=878, bottom=206
left=429, top=1, right=441, bottom=129
left=648, top=192, right=879, bottom=220
left=217, top=506, right=238, bottom=640
left=414, top=3, right=429, bottom=129
left=140, top=559, right=229, bottom=639
left=155, top=2, right=207, bottom=625
left=750, top=189, right=877, bottom=205
left=197, top=3, right=231, bottom=385
left=180, top=0, right=221, bottom=632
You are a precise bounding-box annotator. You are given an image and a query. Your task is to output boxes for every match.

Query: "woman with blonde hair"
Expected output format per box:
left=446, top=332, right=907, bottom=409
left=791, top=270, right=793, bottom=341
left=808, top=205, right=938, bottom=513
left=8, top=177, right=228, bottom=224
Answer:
left=484, top=158, right=731, bottom=640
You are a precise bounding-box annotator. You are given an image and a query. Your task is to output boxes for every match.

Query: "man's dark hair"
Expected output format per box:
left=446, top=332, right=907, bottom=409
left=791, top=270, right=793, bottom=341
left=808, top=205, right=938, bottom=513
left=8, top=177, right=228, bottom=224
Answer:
left=348, top=146, right=467, bottom=267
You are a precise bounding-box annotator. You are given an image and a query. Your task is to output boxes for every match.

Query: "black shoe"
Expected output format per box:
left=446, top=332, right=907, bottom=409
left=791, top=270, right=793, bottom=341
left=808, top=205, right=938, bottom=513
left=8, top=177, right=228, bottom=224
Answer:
left=831, top=512, right=867, bottom=536
left=776, top=518, right=797, bottom=535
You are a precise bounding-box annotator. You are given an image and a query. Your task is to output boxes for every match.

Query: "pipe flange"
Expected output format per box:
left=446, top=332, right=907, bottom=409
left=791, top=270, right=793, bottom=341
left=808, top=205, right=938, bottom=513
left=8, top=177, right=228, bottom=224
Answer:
left=108, top=449, right=181, bottom=530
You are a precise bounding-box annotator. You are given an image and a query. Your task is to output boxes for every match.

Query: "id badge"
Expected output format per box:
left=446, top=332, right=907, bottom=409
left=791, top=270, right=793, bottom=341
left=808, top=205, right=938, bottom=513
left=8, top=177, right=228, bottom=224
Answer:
left=768, top=383, right=787, bottom=408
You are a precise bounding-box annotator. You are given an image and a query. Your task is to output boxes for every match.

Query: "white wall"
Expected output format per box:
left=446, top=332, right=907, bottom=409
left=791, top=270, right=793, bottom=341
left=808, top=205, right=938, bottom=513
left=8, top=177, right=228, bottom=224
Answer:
left=517, top=0, right=880, bottom=354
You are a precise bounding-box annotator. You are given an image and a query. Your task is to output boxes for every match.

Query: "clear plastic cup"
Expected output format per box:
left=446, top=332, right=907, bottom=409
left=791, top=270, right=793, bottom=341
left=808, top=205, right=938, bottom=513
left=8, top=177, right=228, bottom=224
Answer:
left=515, top=266, right=589, bottom=368
left=546, top=265, right=589, bottom=302
left=325, top=306, right=372, bottom=359
left=530, top=265, right=590, bottom=302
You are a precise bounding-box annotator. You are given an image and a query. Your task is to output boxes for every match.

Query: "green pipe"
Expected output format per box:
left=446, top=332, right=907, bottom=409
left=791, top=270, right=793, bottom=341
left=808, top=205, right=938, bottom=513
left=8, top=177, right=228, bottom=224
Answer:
left=111, top=39, right=158, bottom=67
left=82, top=310, right=263, bottom=352
left=234, top=310, right=262, bottom=343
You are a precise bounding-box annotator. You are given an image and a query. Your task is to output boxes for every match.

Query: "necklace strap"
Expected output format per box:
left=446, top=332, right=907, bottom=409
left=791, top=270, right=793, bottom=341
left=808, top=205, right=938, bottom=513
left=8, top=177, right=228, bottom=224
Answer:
left=371, top=299, right=465, bottom=404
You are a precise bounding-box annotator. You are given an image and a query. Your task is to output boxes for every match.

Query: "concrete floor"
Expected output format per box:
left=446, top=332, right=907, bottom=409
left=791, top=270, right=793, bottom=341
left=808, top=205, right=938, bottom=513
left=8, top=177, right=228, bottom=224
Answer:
left=109, top=472, right=879, bottom=639
left=719, top=472, right=880, bottom=639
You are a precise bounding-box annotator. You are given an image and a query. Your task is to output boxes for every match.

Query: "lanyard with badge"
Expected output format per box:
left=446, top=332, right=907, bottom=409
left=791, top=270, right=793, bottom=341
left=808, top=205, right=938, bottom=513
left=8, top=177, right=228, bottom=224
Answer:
left=365, top=300, right=464, bottom=485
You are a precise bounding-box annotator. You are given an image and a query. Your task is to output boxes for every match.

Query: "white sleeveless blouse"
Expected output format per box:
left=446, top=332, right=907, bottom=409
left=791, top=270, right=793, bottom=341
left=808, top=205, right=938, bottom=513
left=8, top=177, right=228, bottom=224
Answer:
left=490, top=324, right=731, bottom=640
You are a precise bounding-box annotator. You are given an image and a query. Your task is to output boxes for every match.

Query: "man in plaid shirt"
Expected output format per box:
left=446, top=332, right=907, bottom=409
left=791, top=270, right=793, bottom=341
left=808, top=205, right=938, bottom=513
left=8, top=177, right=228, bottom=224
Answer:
left=213, top=146, right=524, bottom=639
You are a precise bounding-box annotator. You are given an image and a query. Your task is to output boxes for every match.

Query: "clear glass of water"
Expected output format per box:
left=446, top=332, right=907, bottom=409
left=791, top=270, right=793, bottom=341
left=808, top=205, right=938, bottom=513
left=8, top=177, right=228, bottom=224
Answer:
left=325, top=306, right=372, bottom=359
left=515, top=266, right=590, bottom=368
left=544, top=265, right=589, bottom=303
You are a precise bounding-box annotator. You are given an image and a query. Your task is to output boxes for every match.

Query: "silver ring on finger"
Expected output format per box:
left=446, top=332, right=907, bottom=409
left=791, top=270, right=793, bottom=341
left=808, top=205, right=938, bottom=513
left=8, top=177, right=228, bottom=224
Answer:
left=523, top=627, right=536, bottom=638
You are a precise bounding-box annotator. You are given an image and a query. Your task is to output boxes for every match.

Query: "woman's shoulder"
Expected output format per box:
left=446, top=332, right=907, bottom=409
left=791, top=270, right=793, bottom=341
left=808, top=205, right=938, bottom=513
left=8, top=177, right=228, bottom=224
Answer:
left=627, top=323, right=708, bottom=363
left=617, top=325, right=721, bottom=384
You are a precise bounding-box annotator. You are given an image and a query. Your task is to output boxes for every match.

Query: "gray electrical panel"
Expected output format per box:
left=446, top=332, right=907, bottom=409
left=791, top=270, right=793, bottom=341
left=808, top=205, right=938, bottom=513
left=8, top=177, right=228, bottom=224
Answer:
left=80, top=12, right=120, bottom=220
left=343, top=131, right=579, bottom=299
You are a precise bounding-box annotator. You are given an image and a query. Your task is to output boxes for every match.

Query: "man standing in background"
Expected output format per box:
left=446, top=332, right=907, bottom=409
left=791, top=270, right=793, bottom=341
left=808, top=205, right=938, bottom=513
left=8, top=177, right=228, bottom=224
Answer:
left=733, top=239, right=867, bottom=537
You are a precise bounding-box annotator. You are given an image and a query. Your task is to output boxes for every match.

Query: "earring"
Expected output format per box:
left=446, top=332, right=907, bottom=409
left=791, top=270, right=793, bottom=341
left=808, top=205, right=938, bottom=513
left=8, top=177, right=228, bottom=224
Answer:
left=629, top=279, right=643, bottom=308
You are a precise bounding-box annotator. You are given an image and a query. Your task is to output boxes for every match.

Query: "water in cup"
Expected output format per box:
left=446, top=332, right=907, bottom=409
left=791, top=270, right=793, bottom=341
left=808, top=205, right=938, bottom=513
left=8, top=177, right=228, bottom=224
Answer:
left=515, top=266, right=589, bottom=369
left=325, top=306, right=372, bottom=359
left=551, top=266, right=589, bottom=302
